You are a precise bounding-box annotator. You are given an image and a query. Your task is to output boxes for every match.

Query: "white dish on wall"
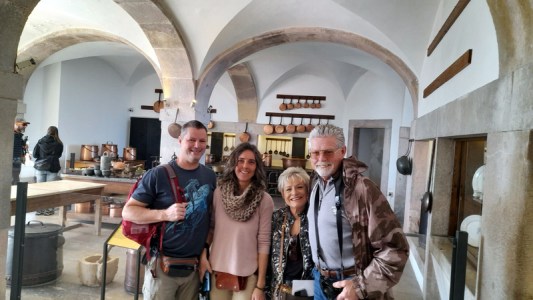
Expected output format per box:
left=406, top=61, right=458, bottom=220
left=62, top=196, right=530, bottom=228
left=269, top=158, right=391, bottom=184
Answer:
left=460, top=214, right=481, bottom=248
left=472, top=165, right=485, bottom=201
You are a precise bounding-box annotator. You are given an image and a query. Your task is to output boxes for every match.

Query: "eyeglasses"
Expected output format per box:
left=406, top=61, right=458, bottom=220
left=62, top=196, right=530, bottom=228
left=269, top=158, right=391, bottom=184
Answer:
left=309, top=148, right=341, bottom=159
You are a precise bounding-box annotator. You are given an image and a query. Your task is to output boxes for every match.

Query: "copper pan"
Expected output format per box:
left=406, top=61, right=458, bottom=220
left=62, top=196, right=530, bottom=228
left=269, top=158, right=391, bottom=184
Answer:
left=297, top=118, right=306, bottom=133
left=275, top=117, right=285, bottom=134
left=264, top=116, right=274, bottom=135
left=168, top=108, right=182, bottom=138
left=286, top=117, right=296, bottom=134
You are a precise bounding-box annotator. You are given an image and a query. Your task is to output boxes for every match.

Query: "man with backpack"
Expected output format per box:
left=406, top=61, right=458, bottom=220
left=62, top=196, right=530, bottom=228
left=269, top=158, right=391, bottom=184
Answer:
left=122, top=120, right=217, bottom=300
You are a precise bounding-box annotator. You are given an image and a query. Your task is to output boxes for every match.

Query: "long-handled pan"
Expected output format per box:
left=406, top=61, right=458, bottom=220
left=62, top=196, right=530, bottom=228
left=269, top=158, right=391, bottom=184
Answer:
left=168, top=109, right=182, bottom=138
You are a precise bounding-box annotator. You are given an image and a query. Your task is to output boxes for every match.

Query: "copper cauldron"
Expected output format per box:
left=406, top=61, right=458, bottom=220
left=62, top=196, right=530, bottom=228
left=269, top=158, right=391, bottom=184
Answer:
left=80, top=145, right=99, bottom=161
left=123, top=147, right=137, bottom=161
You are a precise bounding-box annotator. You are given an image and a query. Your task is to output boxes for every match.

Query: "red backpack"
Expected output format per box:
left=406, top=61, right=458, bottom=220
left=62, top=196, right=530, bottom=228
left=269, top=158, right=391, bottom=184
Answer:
left=121, top=164, right=186, bottom=258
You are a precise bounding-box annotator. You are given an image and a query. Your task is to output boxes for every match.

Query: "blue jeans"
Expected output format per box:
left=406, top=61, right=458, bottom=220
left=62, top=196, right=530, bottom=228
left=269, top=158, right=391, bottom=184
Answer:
left=313, top=268, right=328, bottom=300
left=313, top=267, right=354, bottom=300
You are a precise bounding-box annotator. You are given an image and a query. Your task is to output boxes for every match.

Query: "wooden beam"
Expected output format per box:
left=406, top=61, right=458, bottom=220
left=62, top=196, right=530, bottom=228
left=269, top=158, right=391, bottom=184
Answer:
left=265, top=112, right=335, bottom=120
left=276, top=94, right=326, bottom=101
left=427, top=0, right=470, bottom=56
left=423, top=49, right=472, bottom=98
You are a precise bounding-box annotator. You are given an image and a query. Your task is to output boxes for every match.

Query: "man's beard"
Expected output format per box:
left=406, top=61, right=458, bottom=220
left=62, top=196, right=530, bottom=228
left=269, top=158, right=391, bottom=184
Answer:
left=314, top=163, right=335, bottom=178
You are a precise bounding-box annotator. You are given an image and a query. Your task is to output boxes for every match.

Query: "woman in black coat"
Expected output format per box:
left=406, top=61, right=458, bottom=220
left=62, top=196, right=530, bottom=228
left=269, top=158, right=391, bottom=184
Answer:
left=33, top=126, right=63, bottom=215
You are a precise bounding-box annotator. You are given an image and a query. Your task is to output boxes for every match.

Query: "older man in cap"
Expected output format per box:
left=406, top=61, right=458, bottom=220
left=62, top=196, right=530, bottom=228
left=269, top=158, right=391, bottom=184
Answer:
left=13, top=117, right=30, bottom=185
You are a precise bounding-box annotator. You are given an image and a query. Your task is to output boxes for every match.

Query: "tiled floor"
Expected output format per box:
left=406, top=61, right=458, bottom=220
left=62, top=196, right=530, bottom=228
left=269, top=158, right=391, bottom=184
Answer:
left=5, top=210, right=423, bottom=299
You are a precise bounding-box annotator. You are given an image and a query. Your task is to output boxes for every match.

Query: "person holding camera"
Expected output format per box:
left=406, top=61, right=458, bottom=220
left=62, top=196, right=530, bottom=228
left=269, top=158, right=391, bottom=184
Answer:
left=307, top=124, right=409, bottom=300
left=122, top=120, right=217, bottom=300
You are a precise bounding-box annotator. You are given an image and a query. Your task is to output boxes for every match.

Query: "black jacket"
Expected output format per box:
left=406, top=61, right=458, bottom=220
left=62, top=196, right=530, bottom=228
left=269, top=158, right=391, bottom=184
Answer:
left=33, top=135, right=63, bottom=172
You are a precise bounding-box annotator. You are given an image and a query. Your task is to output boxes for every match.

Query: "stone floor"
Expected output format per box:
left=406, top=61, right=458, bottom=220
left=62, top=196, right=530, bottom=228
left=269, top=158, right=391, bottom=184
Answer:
left=5, top=210, right=423, bottom=300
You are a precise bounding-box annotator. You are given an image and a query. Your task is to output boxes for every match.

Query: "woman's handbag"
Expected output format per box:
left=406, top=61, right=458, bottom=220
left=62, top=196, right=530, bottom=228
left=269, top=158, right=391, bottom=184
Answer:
left=215, top=271, right=247, bottom=292
left=34, top=157, right=51, bottom=171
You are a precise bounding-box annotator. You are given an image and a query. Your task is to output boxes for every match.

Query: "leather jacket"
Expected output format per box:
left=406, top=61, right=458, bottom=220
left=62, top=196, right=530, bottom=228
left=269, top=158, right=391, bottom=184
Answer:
left=310, top=157, right=409, bottom=299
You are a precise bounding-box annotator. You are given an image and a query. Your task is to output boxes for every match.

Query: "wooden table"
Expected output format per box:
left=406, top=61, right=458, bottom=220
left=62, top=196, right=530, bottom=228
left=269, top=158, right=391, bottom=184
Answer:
left=61, top=174, right=135, bottom=195
left=10, top=180, right=106, bottom=235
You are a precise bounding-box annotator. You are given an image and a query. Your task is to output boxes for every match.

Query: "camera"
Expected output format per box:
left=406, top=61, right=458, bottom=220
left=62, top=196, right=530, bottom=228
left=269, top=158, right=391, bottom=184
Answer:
left=320, top=276, right=343, bottom=299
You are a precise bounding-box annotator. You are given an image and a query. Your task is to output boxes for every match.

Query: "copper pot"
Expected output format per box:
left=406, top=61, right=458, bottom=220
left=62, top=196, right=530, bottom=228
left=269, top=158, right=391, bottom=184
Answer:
left=101, top=143, right=118, bottom=157
left=281, top=157, right=308, bottom=169
left=123, top=147, right=137, bottom=161
left=80, top=145, right=99, bottom=161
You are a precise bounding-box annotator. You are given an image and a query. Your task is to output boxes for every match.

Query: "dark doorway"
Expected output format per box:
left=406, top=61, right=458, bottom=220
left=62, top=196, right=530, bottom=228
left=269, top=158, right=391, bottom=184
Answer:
left=129, top=117, right=161, bottom=169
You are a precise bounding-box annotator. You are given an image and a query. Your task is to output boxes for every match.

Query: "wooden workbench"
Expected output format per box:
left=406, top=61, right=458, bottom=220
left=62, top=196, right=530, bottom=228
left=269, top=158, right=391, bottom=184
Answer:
left=61, top=174, right=136, bottom=195
left=10, top=180, right=105, bottom=235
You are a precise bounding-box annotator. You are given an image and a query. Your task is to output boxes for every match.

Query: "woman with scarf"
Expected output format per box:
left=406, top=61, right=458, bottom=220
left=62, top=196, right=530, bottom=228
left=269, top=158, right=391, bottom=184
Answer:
left=268, top=167, right=314, bottom=300
left=202, top=142, right=274, bottom=300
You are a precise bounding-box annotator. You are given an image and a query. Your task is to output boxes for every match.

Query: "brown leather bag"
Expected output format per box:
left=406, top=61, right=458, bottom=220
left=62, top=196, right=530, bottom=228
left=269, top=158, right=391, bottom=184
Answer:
left=215, top=271, right=247, bottom=291
left=159, top=256, right=198, bottom=277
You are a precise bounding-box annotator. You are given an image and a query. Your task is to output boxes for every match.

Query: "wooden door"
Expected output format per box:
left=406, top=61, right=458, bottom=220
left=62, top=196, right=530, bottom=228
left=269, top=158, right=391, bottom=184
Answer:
left=129, top=117, right=161, bottom=169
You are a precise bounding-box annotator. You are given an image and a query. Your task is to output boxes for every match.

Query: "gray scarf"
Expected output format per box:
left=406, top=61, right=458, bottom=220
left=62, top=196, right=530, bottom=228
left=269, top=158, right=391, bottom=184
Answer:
left=220, top=181, right=265, bottom=222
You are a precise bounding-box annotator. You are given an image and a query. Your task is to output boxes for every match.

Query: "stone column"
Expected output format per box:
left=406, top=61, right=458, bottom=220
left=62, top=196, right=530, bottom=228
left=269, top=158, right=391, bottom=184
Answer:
left=0, top=70, right=24, bottom=300
left=478, top=130, right=533, bottom=298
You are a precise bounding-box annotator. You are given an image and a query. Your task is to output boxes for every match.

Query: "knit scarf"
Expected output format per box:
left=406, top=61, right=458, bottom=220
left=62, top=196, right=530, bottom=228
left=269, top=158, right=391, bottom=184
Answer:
left=220, top=181, right=265, bottom=222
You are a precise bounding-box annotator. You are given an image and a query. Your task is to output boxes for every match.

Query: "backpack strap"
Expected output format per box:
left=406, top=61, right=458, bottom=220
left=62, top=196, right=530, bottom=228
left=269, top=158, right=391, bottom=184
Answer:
left=154, top=164, right=186, bottom=257
left=162, top=164, right=186, bottom=203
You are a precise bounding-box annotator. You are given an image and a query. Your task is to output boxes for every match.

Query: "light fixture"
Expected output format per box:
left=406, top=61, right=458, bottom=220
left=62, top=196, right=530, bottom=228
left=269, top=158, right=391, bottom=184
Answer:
left=190, top=99, right=197, bottom=108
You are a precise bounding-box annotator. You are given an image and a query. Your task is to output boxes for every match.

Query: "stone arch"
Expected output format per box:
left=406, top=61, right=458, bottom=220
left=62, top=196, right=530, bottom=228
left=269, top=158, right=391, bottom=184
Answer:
left=16, top=29, right=162, bottom=88
left=196, top=27, right=419, bottom=120
left=227, top=63, right=257, bottom=122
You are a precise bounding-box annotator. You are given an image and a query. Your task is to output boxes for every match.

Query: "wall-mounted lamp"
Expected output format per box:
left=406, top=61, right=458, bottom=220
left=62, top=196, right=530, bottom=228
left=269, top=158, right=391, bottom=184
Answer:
left=190, top=99, right=197, bottom=108
left=207, top=105, right=217, bottom=114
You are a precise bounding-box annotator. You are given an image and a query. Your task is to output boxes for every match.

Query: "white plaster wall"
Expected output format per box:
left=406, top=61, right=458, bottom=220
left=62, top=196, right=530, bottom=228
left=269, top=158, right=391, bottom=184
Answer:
left=344, top=71, right=406, bottom=199
left=209, top=72, right=238, bottom=122
left=418, top=0, right=499, bottom=116
left=23, top=57, right=158, bottom=173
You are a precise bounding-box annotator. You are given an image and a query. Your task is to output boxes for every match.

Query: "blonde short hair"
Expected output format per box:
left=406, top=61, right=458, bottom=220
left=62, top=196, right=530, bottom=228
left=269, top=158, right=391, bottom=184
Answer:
left=277, top=167, right=310, bottom=194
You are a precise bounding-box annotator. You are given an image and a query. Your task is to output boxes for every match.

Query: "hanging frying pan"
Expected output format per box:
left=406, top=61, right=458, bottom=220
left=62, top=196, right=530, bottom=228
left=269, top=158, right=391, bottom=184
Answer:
left=275, top=117, right=285, bottom=134
left=239, top=122, right=251, bottom=143
left=297, top=118, right=306, bottom=133
left=421, top=140, right=436, bottom=212
left=306, top=118, right=315, bottom=132
left=286, top=117, right=296, bottom=134
left=396, top=139, right=413, bottom=175
left=279, top=98, right=287, bottom=111
left=168, top=108, right=182, bottom=138
left=264, top=116, right=274, bottom=135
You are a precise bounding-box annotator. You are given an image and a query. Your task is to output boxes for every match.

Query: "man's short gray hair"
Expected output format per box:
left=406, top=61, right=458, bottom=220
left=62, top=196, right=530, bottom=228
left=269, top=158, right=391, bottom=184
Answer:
left=308, top=124, right=345, bottom=149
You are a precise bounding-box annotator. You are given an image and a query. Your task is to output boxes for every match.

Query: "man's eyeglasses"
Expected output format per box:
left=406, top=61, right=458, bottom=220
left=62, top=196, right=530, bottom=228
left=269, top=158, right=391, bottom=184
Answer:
left=309, top=148, right=340, bottom=159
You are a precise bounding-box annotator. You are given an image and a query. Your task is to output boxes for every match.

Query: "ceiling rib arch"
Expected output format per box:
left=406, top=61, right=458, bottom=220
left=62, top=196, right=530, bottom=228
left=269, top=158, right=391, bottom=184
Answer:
left=16, top=29, right=162, bottom=88
left=196, top=27, right=419, bottom=118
